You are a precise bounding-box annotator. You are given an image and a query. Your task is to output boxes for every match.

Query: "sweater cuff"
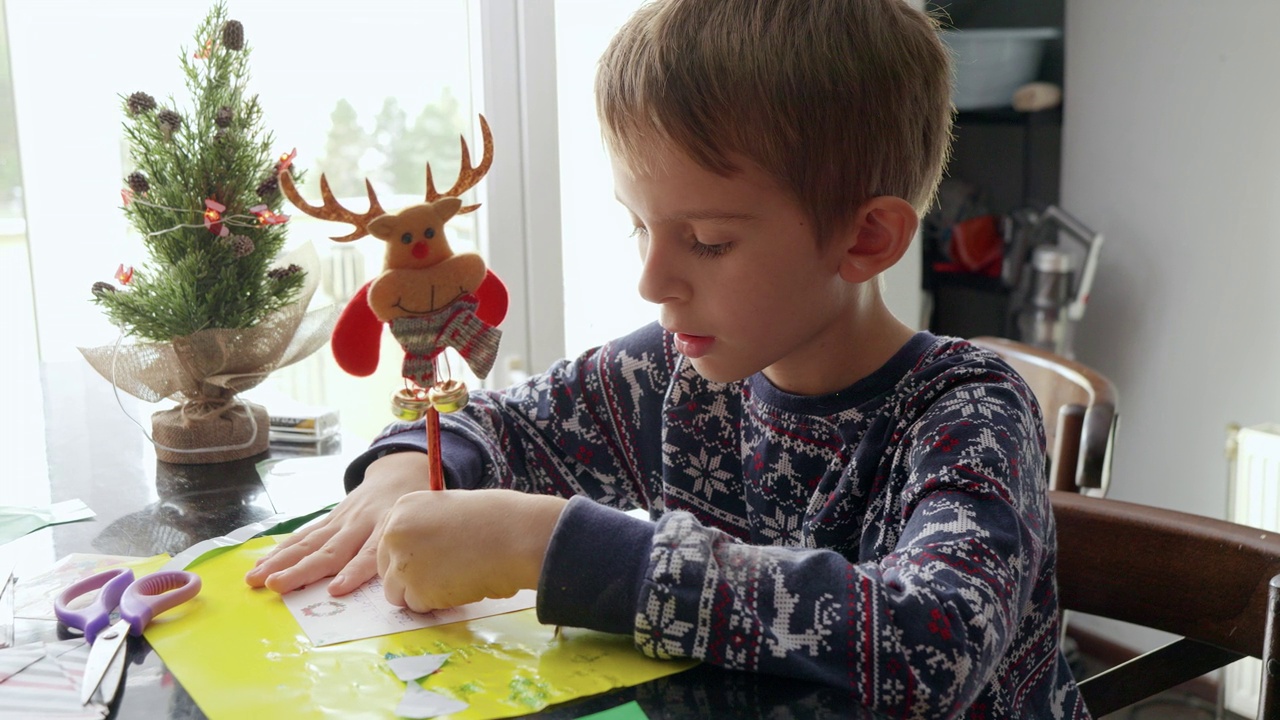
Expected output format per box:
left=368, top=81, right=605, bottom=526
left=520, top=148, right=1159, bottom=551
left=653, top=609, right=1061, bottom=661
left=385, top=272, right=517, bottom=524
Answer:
left=342, top=432, right=487, bottom=493
left=536, top=495, right=654, bottom=635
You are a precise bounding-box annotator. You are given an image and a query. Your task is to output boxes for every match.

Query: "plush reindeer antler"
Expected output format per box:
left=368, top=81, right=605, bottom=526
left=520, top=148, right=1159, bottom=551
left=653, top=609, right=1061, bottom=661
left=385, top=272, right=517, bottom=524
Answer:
left=426, top=115, right=493, bottom=215
left=278, top=174, right=386, bottom=243
left=279, top=116, right=493, bottom=241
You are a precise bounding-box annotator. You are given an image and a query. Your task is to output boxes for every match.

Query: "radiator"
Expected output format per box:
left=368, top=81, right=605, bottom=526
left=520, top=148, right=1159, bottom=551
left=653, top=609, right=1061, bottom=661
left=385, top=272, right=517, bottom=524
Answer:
left=1224, top=423, right=1280, bottom=717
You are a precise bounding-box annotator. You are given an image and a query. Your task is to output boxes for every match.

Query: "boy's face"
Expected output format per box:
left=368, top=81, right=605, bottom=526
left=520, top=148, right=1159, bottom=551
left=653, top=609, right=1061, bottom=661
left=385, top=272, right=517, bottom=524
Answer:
left=613, top=143, right=862, bottom=393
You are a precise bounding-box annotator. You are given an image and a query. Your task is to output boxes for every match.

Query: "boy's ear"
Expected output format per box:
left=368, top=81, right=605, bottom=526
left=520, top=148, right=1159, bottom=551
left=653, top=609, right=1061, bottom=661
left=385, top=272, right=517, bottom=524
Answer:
left=837, top=196, right=919, bottom=284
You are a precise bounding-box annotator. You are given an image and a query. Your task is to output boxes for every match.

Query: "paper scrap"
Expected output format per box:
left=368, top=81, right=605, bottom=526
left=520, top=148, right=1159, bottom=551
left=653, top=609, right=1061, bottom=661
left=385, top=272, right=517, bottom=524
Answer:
left=578, top=701, right=652, bottom=720
left=395, top=682, right=468, bottom=719
left=282, top=577, right=537, bottom=647
left=387, top=652, right=451, bottom=682
left=0, top=644, right=44, bottom=682
left=0, top=500, right=96, bottom=545
left=0, top=558, right=13, bottom=649
left=0, top=639, right=106, bottom=719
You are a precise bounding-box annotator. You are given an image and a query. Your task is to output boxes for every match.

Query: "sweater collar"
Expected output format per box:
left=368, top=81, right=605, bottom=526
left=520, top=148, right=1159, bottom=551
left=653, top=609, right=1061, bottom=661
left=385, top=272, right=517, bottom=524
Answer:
left=746, top=331, right=938, bottom=416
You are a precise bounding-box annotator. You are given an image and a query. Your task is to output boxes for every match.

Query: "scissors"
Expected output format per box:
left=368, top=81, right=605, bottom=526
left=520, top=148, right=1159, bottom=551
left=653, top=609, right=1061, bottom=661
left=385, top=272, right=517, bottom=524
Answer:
left=54, top=567, right=201, bottom=705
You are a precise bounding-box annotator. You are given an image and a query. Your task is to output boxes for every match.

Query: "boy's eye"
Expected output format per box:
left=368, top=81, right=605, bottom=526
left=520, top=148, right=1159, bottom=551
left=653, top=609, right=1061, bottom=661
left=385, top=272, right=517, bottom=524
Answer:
left=400, top=232, right=413, bottom=244
left=424, top=227, right=436, bottom=239
left=689, top=238, right=733, bottom=259
left=629, top=226, right=648, bottom=239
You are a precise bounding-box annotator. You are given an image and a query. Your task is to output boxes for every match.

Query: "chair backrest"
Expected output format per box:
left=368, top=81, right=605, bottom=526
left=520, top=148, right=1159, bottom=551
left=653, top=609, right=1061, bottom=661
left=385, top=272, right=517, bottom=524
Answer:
left=970, top=336, right=1118, bottom=495
left=1051, top=490, right=1280, bottom=719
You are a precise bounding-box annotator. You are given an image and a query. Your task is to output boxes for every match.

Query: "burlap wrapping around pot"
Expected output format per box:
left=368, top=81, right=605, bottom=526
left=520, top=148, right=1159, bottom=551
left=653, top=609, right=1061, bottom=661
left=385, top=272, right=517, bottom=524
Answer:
left=79, top=243, right=338, bottom=464
left=151, top=399, right=270, bottom=463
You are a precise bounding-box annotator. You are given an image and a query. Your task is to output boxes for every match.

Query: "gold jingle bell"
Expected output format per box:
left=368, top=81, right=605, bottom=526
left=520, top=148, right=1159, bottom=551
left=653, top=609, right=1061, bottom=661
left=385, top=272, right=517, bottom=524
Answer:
left=390, top=387, right=431, bottom=421
left=428, top=379, right=469, bottom=413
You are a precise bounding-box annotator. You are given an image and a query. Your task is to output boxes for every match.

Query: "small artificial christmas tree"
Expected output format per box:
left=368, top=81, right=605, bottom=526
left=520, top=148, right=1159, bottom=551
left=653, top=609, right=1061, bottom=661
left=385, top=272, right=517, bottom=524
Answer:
left=80, top=1, right=334, bottom=464
left=94, top=1, right=302, bottom=337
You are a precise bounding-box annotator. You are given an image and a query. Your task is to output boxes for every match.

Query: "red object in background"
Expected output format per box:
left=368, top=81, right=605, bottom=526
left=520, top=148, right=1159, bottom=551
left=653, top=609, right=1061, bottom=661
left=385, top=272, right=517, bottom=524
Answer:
left=934, top=214, right=1003, bottom=278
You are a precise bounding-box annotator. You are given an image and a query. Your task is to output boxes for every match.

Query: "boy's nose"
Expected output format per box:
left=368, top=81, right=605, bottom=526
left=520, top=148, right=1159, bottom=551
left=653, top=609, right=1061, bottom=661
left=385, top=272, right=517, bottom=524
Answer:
left=637, top=235, right=687, bottom=305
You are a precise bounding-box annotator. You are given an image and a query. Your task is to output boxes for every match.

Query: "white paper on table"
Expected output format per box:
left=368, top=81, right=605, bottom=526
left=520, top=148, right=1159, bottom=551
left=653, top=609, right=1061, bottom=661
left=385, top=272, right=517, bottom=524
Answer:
left=282, top=578, right=537, bottom=647
left=396, top=682, right=469, bottom=718
left=387, top=653, right=451, bottom=682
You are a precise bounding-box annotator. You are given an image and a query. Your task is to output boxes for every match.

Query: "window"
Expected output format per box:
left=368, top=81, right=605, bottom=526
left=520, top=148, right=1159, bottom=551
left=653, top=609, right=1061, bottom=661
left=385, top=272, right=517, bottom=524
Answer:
left=0, top=0, right=47, bottom=504
left=554, top=0, right=652, bottom=358
left=4, top=0, right=502, bottom=442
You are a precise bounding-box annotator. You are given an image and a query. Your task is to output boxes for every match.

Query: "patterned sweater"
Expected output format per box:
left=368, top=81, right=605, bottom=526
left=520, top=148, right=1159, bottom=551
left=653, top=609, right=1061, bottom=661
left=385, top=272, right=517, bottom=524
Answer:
left=346, top=323, right=1091, bottom=719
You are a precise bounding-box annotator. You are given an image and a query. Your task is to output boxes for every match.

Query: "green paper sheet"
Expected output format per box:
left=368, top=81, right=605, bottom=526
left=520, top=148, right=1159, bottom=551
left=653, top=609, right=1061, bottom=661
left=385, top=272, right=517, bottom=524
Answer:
left=577, top=701, right=651, bottom=720
left=143, top=537, right=695, bottom=719
left=0, top=500, right=95, bottom=545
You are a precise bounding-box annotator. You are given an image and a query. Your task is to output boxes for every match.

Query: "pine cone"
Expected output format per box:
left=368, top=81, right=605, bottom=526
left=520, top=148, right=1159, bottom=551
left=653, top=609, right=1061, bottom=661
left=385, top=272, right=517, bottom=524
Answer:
left=215, top=105, right=233, bottom=128
left=222, top=20, right=245, bottom=51
left=214, top=128, right=229, bottom=145
left=157, top=109, right=182, bottom=139
left=256, top=175, right=279, bottom=199
left=225, top=234, right=255, bottom=258
left=127, top=91, right=157, bottom=115
left=91, top=281, right=117, bottom=296
left=125, top=171, right=150, bottom=194
left=268, top=263, right=302, bottom=281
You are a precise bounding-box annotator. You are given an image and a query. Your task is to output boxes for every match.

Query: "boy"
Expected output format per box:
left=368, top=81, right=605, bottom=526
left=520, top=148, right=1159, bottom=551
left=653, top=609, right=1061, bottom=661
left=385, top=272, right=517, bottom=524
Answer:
left=246, top=0, right=1090, bottom=716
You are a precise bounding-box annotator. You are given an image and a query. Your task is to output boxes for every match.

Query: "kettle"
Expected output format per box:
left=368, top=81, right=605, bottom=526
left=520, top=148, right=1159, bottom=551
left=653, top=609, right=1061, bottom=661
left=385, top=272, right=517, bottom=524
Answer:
left=1007, top=206, right=1104, bottom=357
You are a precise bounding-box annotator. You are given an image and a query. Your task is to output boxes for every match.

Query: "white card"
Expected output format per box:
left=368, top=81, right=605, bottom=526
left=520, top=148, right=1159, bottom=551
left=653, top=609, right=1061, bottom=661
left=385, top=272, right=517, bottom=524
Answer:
left=282, top=577, right=536, bottom=647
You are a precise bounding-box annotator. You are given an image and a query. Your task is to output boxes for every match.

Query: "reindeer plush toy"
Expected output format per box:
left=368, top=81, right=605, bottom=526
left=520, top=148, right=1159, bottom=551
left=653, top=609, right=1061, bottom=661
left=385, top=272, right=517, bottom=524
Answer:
left=279, top=115, right=507, bottom=490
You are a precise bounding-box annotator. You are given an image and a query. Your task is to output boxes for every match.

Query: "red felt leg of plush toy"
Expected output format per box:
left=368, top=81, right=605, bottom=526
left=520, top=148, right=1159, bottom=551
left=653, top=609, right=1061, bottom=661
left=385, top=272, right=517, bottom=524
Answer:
left=473, top=269, right=509, bottom=328
left=331, top=281, right=383, bottom=376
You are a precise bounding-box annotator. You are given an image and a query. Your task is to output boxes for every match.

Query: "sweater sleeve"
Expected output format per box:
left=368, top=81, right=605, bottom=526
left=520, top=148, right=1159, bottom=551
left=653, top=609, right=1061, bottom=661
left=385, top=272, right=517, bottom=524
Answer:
left=542, top=377, right=1053, bottom=718
left=344, top=322, right=673, bottom=509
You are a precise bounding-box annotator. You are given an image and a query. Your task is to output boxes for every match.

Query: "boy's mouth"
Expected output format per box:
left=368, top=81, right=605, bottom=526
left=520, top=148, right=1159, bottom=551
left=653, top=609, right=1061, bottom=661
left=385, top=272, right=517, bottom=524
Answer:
left=674, top=333, right=715, bottom=359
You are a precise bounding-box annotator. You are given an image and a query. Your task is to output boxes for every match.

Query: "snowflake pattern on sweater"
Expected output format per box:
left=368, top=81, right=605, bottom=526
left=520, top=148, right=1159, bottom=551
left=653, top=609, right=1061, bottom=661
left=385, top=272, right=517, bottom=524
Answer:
left=357, top=323, right=1091, bottom=719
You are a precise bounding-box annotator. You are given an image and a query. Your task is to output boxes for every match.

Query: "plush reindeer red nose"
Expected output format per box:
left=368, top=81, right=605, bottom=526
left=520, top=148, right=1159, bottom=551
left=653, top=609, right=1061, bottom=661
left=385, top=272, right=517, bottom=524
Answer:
left=412, top=243, right=429, bottom=259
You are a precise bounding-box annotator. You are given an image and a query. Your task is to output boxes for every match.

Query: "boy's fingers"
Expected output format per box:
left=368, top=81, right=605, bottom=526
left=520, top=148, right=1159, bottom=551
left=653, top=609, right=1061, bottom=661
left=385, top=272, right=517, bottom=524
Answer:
left=251, top=520, right=336, bottom=567
left=262, top=553, right=336, bottom=594
left=246, top=523, right=338, bottom=576
left=382, top=568, right=407, bottom=608
left=327, top=537, right=381, bottom=596
left=259, top=528, right=368, bottom=593
left=245, top=536, right=327, bottom=585
left=402, top=587, right=437, bottom=615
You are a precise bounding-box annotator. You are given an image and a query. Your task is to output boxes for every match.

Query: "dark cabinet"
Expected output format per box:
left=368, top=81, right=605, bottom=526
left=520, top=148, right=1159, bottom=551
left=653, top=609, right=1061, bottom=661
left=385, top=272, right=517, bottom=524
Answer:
left=923, top=0, right=1065, bottom=339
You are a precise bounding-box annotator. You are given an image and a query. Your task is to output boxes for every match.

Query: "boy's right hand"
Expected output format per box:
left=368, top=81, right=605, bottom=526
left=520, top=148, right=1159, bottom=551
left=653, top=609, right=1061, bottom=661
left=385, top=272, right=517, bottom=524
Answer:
left=243, top=451, right=432, bottom=596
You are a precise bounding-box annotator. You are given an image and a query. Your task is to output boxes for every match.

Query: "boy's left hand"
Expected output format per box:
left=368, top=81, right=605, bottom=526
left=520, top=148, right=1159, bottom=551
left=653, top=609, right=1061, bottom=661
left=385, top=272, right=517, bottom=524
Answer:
left=376, top=489, right=568, bottom=613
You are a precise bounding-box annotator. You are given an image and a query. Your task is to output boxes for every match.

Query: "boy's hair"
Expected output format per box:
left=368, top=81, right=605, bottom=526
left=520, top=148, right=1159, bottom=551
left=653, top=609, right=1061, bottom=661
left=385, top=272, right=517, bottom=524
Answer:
left=596, top=0, right=954, bottom=244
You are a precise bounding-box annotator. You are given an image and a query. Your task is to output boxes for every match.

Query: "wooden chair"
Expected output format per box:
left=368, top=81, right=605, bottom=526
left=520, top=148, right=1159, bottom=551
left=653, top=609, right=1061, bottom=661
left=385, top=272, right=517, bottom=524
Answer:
left=970, top=336, right=1118, bottom=496
left=1051, top=490, right=1280, bottom=718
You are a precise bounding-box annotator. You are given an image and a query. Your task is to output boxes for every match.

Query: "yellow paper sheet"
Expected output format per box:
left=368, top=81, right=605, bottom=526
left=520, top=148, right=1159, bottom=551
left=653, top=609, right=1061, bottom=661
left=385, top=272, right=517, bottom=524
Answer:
left=143, top=537, right=695, bottom=719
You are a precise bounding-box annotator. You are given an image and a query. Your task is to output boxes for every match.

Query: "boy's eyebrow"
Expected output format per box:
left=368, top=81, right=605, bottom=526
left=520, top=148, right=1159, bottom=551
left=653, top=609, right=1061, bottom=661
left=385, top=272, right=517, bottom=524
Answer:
left=660, top=209, right=758, bottom=223
left=616, top=197, right=758, bottom=224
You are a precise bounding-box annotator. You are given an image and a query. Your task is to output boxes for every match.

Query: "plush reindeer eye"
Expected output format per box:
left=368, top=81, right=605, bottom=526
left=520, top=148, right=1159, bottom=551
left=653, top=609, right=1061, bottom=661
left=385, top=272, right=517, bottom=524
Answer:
left=400, top=232, right=413, bottom=244
left=424, top=227, right=436, bottom=239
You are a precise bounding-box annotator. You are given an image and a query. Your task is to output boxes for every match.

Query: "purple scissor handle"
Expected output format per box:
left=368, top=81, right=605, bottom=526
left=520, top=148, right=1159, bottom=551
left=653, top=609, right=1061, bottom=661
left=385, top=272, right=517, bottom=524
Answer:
left=57, top=567, right=202, bottom=706
left=55, top=568, right=135, bottom=644
left=117, top=569, right=202, bottom=633
left=55, top=568, right=202, bottom=642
